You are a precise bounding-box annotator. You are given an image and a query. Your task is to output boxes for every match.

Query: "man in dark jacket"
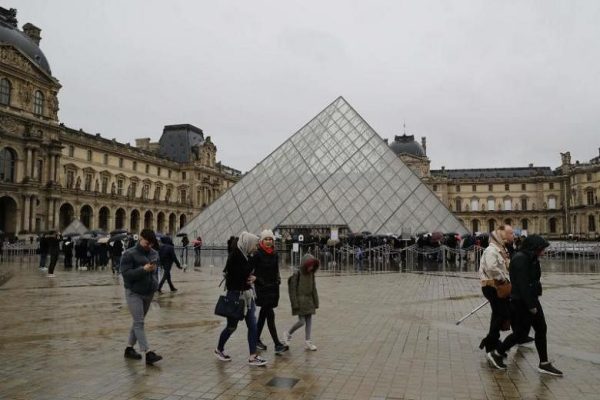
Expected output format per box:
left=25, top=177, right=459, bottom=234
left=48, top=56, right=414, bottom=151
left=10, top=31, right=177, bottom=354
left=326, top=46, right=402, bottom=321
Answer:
left=120, top=229, right=162, bottom=365
left=111, top=239, right=124, bottom=274
left=497, top=235, right=563, bottom=376
left=46, top=232, right=61, bottom=277
left=38, top=234, right=49, bottom=270
left=157, top=236, right=182, bottom=293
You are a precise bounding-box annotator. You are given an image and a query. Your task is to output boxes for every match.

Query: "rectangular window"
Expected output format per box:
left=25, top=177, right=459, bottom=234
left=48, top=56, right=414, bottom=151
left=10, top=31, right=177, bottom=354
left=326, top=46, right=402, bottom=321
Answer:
left=133, top=161, right=137, bottom=171
left=36, top=160, right=43, bottom=181
left=432, top=184, right=437, bottom=191
left=522, top=219, right=529, bottom=230
left=145, top=164, right=149, bottom=174
left=521, top=197, right=528, bottom=211
left=182, top=172, right=187, bottom=180
left=181, top=189, right=187, bottom=203
left=455, top=199, right=462, bottom=212
left=504, top=198, right=512, bottom=211
left=472, top=185, right=476, bottom=192
left=66, top=171, right=74, bottom=189
left=84, top=173, right=92, bottom=191
left=117, top=179, right=123, bottom=195
left=165, top=188, right=171, bottom=201
left=487, top=199, right=495, bottom=211
left=587, top=173, right=593, bottom=182
left=155, top=187, right=161, bottom=200
left=505, top=184, right=510, bottom=191
left=69, top=145, right=74, bottom=157
left=548, top=197, right=556, bottom=209
left=197, top=190, right=202, bottom=204
left=131, top=182, right=137, bottom=197
left=119, top=158, right=123, bottom=168
left=168, top=170, right=172, bottom=178
left=157, top=167, right=161, bottom=177
left=101, top=177, right=109, bottom=193
left=87, top=150, right=92, bottom=162
left=549, top=182, right=554, bottom=190
left=521, top=183, right=526, bottom=190
left=143, top=184, right=150, bottom=199
left=488, top=184, right=493, bottom=191
left=587, top=191, right=595, bottom=205
left=455, top=185, right=460, bottom=192
left=103, top=154, right=108, bottom=165
left=470, top=199, right=479, bottom=211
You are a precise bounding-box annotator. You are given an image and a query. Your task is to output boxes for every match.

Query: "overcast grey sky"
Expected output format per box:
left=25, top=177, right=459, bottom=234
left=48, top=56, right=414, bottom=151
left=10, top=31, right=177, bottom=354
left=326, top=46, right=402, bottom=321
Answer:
left=13, top=0, right=600, bottom=172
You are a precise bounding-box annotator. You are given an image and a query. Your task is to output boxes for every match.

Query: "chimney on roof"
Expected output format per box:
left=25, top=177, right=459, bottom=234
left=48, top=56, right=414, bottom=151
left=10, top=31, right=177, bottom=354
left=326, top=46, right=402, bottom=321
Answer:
left=421, top=136, right=427, bottom=155
left=23, top=23, right=42, bottom=46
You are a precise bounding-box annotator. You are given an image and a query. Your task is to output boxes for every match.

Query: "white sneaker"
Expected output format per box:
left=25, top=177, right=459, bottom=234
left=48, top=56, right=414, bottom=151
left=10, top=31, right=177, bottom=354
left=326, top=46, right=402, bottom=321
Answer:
left=40, top=267, right=48, bottom=271
left=282, top=331, right=292, bottom=345
left=47, top=274, right=56, bottom=278
left=248, top=355, right=267, bottom=366
left=304, top=340, right=317, bottom=351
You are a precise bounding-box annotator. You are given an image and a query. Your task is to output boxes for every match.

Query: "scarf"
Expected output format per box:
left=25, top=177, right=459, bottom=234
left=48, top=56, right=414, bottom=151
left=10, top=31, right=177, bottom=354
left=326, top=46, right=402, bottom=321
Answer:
left=490, top=230, right=510, bottom=268
left=259, top=241, right=274, bottom=254
left=236, top=231, right=260, bottom=260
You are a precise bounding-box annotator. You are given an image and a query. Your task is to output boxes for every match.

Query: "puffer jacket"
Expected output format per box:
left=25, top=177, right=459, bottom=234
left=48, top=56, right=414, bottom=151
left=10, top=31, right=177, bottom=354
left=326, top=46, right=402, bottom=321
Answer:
left=288, top=255, right=319, bottom=315
left=120, top=243, right=159, bottom=295
left=251, top=247, right=280, bottom=308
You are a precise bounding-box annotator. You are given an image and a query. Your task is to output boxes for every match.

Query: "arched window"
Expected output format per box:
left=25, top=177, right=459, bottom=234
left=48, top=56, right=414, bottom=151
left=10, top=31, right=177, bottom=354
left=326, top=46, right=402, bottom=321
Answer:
left=0, top=147, right=17, bottom=182
left=34, top=90, right=44, bottom=115
left=0, top=78, right=11, bottom=105
left=488, top=219, right=495, bottom=232
left=455, top=197, right=462, bottom=212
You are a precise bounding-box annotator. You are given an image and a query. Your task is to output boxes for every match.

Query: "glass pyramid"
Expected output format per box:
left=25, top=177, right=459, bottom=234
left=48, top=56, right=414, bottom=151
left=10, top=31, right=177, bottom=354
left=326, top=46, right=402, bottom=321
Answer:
left=180, top=97, right=468, bottom=243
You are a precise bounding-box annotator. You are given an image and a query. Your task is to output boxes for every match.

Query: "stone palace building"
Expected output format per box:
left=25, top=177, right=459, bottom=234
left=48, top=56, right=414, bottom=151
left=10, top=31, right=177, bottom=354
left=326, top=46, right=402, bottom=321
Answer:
left=0, top=8, right=240, bottom=238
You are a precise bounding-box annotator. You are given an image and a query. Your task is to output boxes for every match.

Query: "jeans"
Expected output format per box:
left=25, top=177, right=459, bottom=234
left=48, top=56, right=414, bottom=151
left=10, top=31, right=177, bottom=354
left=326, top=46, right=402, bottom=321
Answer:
left=158, top=267, right=175, bottom=291
left=125, top=289, right=154, bottom=352
left=39, top=253, right=47, bottom=268
left=48, top=252, right=59, bottom=274
left=217, top=291, right=257, bottom=355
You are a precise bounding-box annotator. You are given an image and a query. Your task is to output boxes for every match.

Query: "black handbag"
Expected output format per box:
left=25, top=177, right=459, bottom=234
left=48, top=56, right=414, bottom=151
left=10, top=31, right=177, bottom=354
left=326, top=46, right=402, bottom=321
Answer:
left=214, top=294, right=245, bottom=320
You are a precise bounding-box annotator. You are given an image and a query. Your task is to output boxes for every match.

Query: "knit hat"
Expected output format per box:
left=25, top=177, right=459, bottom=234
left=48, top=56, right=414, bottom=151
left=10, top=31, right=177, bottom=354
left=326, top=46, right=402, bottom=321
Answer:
left=260, top=229, right=274, bottom=241
left=301, top=253, right=320, bottom=272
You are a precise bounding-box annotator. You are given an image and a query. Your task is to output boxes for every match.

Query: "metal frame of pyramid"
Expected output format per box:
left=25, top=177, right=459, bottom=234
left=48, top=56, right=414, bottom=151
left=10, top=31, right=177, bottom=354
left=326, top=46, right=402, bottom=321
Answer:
left=179, top=97, right=468, bottom=242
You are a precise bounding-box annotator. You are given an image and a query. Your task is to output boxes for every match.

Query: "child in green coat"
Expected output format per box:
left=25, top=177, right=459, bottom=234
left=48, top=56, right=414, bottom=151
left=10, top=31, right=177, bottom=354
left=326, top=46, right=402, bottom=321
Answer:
left=283, top=254, right=319, bottom=351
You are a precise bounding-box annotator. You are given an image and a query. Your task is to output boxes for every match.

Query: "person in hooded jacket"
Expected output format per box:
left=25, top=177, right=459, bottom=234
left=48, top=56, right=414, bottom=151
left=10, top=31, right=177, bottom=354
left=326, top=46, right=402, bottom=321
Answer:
left=157, top=236, right=182, bottom=293
left=283, top=254, right=320, bottom=351
left=251, top=230, right=289, bottom=355
left=497, top=235, right=563, bottom=376
left=214, top=231, right=267, bottom=367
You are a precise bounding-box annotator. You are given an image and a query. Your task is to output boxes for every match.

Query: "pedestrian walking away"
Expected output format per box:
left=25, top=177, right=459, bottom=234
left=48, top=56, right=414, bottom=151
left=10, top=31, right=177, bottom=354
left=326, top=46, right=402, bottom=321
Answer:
left=193, top=235, right=202, bottom=266
left=46, top=232, right=61, bottom=278
left=157, top=236, right=183, bottom=293
left=497, top=235, right=563, bottom=376
left=478, top=224, right=513, bottom=370
left=120, top=229, right=163, bottom=365
left=251, top=229, right=289, bottom=355
left=283, top=254, right=319, bottom=352
left=214, top=232, right=267, bottom=366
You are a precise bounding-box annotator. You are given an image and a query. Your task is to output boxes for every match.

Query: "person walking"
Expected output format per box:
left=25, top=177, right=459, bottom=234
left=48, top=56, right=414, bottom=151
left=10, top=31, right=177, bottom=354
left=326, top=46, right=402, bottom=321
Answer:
left=193, top=235, right=202, bottom=266
left=251, top=230, right=289, bottom=355
left=478, top=225, right=513, bottom=370
left=283, top=254, right=320, bottom=351
left=120, top=229, right=162, bottom=365
left=214, top=231, right=267, bottom=366
left=158, top=236, right=183, bottom=293
left=63, top=237, right=73, bottom=269
left=47, top=232, right=61, bottom=278
left=497, top=235, right=563, bottom=376
left=38, top=233, right=49, bottom=271
left=111, top=238, right=124, bottom=274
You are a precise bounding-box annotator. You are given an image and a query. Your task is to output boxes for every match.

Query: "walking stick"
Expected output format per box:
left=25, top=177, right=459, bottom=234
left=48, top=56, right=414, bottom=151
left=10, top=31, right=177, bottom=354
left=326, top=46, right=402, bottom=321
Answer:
left=455, top=300, right=489, bottom=325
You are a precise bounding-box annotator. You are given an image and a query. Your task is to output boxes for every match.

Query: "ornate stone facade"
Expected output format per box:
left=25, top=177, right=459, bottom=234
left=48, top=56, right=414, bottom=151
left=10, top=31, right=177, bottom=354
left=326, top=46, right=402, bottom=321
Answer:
left=0, top=9, right=240, bottom=238
left=389, top=135, right=600, bottom=239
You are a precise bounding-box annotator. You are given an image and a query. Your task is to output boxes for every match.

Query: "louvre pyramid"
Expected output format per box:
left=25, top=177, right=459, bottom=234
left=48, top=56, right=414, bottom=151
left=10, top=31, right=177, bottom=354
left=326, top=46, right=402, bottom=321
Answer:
left=180, top=97, right=467, bottom=242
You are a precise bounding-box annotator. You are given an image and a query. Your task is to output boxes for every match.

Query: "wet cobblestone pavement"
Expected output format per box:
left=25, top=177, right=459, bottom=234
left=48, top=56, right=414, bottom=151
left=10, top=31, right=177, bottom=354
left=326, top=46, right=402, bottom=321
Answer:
left=1, top=259, right=599, bottom=399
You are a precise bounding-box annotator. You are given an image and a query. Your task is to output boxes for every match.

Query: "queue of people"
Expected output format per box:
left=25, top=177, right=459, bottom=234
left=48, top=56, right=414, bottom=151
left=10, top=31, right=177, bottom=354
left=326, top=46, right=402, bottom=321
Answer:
left=478, top=225, right=563, bottom=376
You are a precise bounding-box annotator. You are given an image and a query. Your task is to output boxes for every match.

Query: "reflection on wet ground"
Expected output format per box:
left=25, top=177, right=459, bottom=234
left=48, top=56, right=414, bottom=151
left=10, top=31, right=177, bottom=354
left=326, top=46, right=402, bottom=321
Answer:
left=0, top=258, right=599, bottom=399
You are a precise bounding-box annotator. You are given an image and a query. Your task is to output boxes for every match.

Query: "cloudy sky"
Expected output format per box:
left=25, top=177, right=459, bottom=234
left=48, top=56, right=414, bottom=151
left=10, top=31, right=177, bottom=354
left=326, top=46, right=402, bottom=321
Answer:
left=12, top=0, right=600, bottom=172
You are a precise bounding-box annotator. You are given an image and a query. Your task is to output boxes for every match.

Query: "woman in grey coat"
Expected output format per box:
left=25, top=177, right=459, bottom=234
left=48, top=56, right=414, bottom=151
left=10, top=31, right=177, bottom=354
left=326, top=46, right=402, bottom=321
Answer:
left=283, top=254, right=319, bottom=351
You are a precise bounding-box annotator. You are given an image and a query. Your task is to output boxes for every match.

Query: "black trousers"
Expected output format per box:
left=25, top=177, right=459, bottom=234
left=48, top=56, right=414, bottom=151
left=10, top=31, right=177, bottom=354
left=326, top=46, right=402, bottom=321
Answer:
left=48, top=252, right=59, bottom=274
left=499, top=299, right=548, bottom=363
left=257, top=306, right=282, bottom=346
left=481, top=286, right=510, bottom=353
left=158, top=267, right=175, bottom=291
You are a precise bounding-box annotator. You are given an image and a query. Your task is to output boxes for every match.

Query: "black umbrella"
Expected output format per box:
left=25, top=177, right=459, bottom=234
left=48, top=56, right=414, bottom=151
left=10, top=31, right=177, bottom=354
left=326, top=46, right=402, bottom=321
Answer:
left=110, top=229, right=129, bottom=235
left=176, top=233, right=188, bottom=237
left=85, top=230, right=108, bottom=237
left=109, top=232, right=128, bottom=242
left=62, top=232, right=80, bottom=238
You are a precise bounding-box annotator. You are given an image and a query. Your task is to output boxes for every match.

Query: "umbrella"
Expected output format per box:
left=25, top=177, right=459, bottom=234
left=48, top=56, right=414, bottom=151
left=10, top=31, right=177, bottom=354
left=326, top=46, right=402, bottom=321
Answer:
left=109, top=232, right=128, bottom=242
left=62, top=232, right=80, bottom=238
left=80, top=233, right=95, bottom=240
left=97, top=237, right=110, bottom=244
left=85, top=229, right=108, bottom=237
left=431, top=232, right=443, bottom=242
left=110, top=229, right=128, bottom=235
left=176, top=233, right=188, bottom=237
